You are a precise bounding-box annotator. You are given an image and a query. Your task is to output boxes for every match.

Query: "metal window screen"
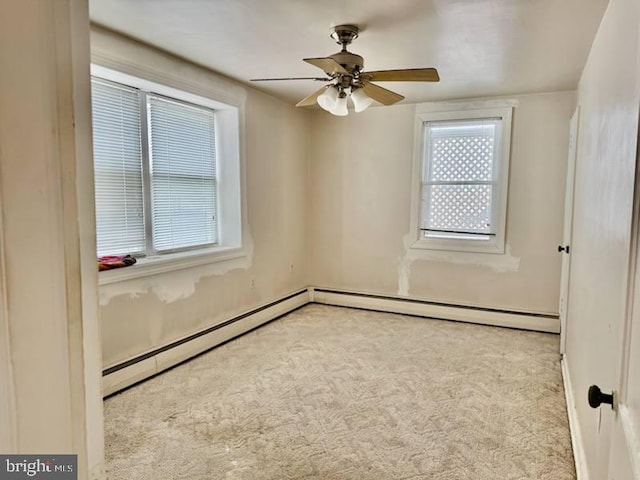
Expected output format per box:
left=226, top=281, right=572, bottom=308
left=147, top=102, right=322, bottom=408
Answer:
left=422, top=119, right=500, bottom=236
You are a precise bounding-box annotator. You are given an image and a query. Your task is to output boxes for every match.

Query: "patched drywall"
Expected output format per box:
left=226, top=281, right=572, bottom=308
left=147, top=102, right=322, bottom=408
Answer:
left=397, top=234, right=521, bottom=297
left=99, top=236, right=255, bottom=305
left=93, top=28, right=310, bottom=368
left=308, top=92, right=575, bottom=314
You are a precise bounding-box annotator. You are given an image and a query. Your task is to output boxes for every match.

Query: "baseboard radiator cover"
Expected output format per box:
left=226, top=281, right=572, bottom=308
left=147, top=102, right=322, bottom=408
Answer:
left=102, top=289, right=310, bottom=397
left=312, top=288, right=560, bottom=333
left=561, top=357, right=590, bottom=480
left=103, top=287, right=559, bottom=396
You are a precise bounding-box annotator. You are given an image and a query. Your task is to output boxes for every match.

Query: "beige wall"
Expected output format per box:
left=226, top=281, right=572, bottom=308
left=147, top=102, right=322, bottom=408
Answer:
left=564, top=0, right=640, bottom=477
left=93, top=30, right=310, bottom=368
left=309, top=91, right=575, bottom=315
left=1, top=1, right=104, bottom=477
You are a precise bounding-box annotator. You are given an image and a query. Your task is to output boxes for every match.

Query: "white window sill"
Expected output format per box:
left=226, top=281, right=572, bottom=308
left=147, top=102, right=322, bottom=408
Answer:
left=98, top=245, right=247, bottom=285
left=410, top=236, right=505, bottom=255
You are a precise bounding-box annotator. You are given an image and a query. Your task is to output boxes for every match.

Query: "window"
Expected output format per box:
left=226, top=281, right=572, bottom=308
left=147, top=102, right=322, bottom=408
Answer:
left=410, top=102, right=514, bottom=254
left=147, top=95, right=218, bottom=253
left=91, top=79, right=145, bottom=256
left=90, top=65, right=245, bottom=281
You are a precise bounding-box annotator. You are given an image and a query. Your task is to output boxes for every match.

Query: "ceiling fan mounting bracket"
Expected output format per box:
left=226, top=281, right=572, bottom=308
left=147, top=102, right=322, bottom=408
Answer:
left=330, top=25, right=359, bottom=50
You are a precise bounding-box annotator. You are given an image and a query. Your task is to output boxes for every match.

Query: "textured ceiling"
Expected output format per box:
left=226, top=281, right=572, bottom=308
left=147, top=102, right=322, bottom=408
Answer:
left=89, top=0, right=608, bottom=106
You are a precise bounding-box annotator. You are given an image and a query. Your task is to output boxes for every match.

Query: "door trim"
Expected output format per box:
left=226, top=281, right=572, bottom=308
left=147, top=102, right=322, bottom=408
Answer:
left=561, top=357, right=590, bottom=480
left=619, top=405, right=640, bottom=476
left=560, top=107, right=580, bottom=354
left=0, top=166, right=17, bottom=452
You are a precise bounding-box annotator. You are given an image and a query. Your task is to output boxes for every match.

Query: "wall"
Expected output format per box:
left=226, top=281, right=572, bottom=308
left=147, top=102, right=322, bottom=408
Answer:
left=564, top=0, right=640, bottom=477
left=308, top=91, right=575, bottom=315
left=93, top=29, right=309, bottom=369
left=0, top=1, right=104, bottom=477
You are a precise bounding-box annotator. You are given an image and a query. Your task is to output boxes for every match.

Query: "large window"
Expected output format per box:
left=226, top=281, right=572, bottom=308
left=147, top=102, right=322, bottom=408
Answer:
left=90, top=65, right=245, bottom=281
left=92, top=78, right=218, bottom=256
left=411, top=103, right=514, bottom=254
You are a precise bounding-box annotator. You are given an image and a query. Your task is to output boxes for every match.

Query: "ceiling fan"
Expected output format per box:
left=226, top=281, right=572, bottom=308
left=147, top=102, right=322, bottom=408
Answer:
left=251, top=24, right=440, bottom=116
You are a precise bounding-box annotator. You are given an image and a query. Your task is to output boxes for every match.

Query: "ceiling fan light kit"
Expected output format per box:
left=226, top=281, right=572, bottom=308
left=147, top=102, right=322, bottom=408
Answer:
left=251, top=25, right=440, bottom=116
left=317, top=85, right=339, bottom=111
left=351, top=87, right=374, bottom=113
left=317, top=85, right=373, bottom=115
left=332, top=94, right=349, bottom=116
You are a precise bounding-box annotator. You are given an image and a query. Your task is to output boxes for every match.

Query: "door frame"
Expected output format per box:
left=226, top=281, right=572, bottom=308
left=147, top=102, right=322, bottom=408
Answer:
left=560, top=107, right=580, bottom=354
left=0, top=179, right=17, bottom=452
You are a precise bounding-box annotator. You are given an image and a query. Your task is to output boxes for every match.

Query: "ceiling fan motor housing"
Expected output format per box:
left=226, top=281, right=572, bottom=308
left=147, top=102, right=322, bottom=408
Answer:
left=330, top=51, right=364, bottom=74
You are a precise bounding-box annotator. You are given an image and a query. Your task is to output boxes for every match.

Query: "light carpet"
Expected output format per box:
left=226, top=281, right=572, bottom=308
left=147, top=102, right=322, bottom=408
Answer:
left=104, top=304, right=575, bottom=480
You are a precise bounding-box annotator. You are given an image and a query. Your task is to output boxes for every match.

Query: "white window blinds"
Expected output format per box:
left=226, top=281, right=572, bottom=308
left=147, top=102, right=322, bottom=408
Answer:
left=91, top=79, right=145, bottom=256
left=148, top=95, right=218, bottom=252
left=91, top=76, right=219, bottom=258
left=422, top=119, right=500, bottom=237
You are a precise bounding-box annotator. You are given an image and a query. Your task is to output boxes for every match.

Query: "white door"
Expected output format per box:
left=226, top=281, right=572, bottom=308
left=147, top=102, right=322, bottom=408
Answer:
left=562, top=1, right=640, bottom=477
left=606, top=187, right=640, bottom=479
left=604, top=7, right=640, bottom=476
left=559, top=108, right=579, bottom=355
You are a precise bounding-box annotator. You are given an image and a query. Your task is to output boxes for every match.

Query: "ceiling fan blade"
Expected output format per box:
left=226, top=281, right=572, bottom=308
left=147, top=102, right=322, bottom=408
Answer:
left=362, top=82, right=405, bottom=106
left=365, top=68, right=440, bottom=82
left=303, top=57, right=349, bottom=75
left=296, top=86, right=329, bottom=107
left=251, top=77, right=330, bottom=81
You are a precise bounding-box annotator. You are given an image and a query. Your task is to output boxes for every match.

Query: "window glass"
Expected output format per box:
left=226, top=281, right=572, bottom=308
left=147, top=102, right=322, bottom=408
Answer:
left=422, top=119, right=500, bottom=240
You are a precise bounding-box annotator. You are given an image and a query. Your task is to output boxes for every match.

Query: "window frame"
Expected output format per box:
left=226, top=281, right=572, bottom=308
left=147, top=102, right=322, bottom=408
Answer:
left=409, top=101, right=515, bottom=254
left=91, top=64, right=247, bottom=284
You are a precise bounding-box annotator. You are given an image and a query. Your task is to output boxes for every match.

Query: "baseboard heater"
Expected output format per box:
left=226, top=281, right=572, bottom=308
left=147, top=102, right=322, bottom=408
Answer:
left=312, top=288, right=559, bottom=334
left=102, top=288, right=310, bottom=397
left=103, top=287, right=559, bottom=397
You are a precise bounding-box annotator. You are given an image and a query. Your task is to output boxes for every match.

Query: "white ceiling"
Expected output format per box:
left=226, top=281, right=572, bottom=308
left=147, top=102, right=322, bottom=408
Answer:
left=89, top=0, right=608, bottom=106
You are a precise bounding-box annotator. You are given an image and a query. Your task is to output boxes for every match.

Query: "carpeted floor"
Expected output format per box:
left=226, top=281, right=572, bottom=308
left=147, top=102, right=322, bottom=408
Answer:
left=104, top=304, right=575, bottom=480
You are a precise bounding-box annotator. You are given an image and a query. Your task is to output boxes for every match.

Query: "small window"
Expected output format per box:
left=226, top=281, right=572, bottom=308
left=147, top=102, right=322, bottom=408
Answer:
left=90, top=65, right=245, bottom=279
left=411, top=103, right=514, bottom=254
